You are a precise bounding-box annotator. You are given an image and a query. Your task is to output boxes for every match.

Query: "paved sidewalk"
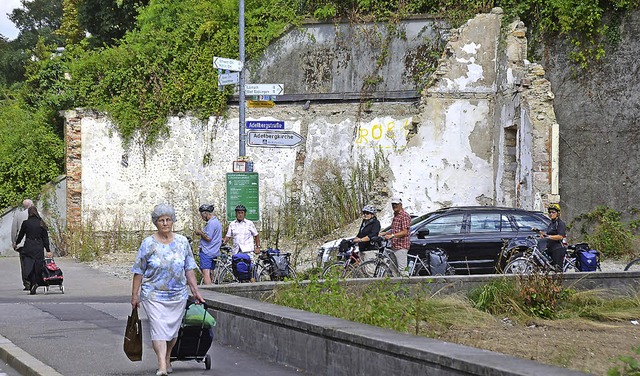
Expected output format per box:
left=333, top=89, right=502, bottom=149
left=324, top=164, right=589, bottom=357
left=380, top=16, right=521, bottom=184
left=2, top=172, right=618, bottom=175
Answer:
left=0, top=255, right=307, bottom=376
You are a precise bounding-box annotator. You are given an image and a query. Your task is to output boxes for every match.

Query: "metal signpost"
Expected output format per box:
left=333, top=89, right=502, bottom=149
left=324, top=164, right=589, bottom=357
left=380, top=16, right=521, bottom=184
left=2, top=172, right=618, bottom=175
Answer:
left=247, top=130, right=304, bottom=148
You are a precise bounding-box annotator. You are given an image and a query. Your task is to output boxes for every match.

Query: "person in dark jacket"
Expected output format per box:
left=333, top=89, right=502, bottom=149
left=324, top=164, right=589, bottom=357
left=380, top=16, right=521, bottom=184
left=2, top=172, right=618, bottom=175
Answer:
left=353, top=205, right=381, bottom=261
left=539, top=203, right=567, bottom=269
left=14, top=206, right=52, bottom=295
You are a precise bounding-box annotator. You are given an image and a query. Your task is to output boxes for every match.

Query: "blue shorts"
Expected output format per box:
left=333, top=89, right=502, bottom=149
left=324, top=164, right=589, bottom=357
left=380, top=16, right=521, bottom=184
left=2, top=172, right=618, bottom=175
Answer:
left=199, top=251, right=218, bottom=270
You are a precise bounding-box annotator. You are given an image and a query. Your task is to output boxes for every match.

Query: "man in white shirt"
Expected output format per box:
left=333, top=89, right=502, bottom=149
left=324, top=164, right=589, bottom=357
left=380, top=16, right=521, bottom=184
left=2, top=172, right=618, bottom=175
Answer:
left=223, top=204, right=261, bottom=260
left=11, top=199, right=33, bottom=290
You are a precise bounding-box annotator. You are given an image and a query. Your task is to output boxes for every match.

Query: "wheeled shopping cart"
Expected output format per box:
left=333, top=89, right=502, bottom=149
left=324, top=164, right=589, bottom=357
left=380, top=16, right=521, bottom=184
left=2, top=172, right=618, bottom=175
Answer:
left=170, top=300, right=215, bottom=369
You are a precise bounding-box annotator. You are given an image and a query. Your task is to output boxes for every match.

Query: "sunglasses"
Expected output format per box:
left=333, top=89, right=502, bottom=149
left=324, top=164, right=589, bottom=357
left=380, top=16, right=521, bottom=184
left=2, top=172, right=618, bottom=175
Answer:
left=548, top=210, right=558, bottom=214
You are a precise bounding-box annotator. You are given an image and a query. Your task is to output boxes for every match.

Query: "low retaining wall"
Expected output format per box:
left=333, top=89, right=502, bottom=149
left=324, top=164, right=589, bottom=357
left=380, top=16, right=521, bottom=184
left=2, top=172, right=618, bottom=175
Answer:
left=198, top=273, right=640, bottom=375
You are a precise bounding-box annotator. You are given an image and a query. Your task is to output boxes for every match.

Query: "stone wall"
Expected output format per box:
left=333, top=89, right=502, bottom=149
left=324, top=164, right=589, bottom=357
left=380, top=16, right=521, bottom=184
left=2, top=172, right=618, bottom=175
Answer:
left=63, top=9, right=559, bottom=232
left=541, top=10, right=640, bottom=221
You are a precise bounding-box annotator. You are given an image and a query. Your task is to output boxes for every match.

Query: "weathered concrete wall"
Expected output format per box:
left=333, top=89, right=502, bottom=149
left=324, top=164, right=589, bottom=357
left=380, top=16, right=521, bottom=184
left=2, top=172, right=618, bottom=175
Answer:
left=541, top=10, right=640, bottom=221
left=248, top=17, right=449, bottom=94
left=63, top=9, right=560, bottom=232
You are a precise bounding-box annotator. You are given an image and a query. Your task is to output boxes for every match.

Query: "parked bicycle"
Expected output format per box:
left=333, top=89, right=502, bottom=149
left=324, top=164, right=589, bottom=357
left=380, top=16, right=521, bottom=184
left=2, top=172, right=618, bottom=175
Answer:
left=194, top=245, right=238, bottom=285
left=406, top=250, right=456, bottom=276
left=625, top=256, right=640, bottom=271
left=255, top=248, right=296, bottom=281
left=321, top=240, right=362, bottom=279
left=352, top=236, right=401, bottom=278
left=501, top=235, right=561, bottom=274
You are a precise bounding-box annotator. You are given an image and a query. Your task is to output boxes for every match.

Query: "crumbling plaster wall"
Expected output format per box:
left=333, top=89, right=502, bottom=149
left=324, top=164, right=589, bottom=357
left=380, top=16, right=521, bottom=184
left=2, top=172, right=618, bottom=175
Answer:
left=64, top=9, right=559, bottom=231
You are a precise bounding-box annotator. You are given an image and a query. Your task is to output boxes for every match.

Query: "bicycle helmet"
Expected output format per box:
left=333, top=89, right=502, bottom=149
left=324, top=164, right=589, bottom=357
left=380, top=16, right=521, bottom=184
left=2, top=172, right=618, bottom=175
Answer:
left=548, top=203, right=561, bottom=212
left=198, top=204, right=214, bottom=213
left=362, top=204, right=377, bottom=214
left=235, top=204, right=247, bottom=212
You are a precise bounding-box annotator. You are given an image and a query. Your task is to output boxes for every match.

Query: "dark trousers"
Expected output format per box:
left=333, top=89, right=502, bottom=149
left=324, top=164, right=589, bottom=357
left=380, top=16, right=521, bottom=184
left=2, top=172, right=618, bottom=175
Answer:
left=549, top=246, right=566, bottom=268
left=22, top=256, right=44, bottom=287
left=18, top=250, right=30, bottom=288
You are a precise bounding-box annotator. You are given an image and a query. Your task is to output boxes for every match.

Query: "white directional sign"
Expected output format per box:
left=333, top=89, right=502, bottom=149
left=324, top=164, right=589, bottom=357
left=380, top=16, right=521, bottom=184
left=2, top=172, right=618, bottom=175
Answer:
left=247, top=130, right=303, bottom=148
left=245, top=84, right=284, bottom=96
left=212, top=56, right=243, bottom=71
left=218, top=72, right=239, bottom=86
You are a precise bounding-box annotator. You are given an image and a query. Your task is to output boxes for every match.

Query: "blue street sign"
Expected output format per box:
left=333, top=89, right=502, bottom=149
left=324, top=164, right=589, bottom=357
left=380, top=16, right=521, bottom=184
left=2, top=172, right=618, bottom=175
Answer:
left=246, top=120, right=285, bottom=130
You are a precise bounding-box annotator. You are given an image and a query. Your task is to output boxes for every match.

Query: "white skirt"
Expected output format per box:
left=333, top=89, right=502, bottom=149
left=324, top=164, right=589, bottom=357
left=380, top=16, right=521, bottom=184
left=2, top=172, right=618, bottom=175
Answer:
left=141, top=299, right=186, bottom=341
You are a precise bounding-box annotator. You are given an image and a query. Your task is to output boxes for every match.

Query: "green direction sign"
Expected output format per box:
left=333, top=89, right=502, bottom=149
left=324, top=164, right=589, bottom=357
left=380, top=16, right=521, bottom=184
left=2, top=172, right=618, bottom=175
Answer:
left=226, top=172, right=259, bottom=221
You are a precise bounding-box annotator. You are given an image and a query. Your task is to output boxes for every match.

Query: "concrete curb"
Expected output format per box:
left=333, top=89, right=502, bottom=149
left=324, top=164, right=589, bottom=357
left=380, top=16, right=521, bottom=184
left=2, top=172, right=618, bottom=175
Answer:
left=0, top=334, right=64, bottom=376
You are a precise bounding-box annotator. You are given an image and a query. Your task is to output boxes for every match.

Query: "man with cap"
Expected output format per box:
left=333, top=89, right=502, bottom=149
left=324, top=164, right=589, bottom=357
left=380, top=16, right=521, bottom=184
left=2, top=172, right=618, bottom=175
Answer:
left=380, top=197, right=411, bottom=276
left=194, top=204, right=222, bottom=284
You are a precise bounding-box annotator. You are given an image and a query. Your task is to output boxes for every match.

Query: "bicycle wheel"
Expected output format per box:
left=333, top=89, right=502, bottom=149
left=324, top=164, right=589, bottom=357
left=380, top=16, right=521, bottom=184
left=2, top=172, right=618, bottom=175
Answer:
left=322, top=262, right=355, bottom=279
left=412, top=261, right=431, bottom=277
left=503, top=257, right=535, bottom=274
left=355, top=260, right=392, bottom=278
left=624, top=258, right=640, bottom=271
left=215, top=266, right=238, bottom=284
left=255, top=265, right=273, bottom=282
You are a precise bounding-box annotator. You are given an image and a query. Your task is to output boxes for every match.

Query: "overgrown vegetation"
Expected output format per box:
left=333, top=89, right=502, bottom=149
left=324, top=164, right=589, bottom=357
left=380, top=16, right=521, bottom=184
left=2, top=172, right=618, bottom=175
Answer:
left=568, top=206, right=640, bottom=260
left=609, top=346, right=640, bottom=376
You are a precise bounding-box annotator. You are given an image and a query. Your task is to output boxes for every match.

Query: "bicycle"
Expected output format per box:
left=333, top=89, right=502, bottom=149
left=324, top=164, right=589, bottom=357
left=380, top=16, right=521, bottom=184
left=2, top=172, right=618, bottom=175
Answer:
left=624, top=257, right=640, bottom=271
left=194, top=245, right=238, bottom=285
left=502, top=235, right=560, bottom=274
left=406, top=250, right=456, bottom=276
left=352, top=237, right=401, bottom=278
left=255, top=248, right=297, bottom=282
left=321, top=240, right=362, bottom=279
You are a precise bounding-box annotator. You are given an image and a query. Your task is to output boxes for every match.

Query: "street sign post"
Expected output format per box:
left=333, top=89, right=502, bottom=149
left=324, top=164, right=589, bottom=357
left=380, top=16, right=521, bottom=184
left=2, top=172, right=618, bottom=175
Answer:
left=247, top=100, right=275, bottom=109
left=218, top=72, right=239, bottom=86
left=213, top=56, right=243, bottom=71
left=247, top=130, right=304, bottom=148
left=246, top=120, right=285, bottom=130
left=245, top=84, right=284, bottom=96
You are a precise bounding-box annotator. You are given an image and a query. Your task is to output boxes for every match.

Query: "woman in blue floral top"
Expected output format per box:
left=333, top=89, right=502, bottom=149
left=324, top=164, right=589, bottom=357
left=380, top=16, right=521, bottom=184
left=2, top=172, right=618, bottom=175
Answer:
left=131, top=204, right=204, bottom=376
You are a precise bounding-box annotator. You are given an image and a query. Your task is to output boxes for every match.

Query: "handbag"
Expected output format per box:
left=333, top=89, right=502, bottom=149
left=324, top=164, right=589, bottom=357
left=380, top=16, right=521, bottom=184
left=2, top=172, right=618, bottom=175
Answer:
left=123, top=306, right=142, bottom=361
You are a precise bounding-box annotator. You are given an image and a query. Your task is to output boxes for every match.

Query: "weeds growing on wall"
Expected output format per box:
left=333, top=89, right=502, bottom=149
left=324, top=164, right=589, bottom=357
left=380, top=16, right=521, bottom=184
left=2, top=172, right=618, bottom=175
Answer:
left=608, top=345, right=640, bottom=376
left=568, top=206, right=639, bottom=260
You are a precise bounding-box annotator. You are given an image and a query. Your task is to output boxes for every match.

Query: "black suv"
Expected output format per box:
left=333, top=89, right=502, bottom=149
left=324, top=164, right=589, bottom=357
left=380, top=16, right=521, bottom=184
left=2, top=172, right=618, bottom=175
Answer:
left=409, top=206, right=550, bottom=274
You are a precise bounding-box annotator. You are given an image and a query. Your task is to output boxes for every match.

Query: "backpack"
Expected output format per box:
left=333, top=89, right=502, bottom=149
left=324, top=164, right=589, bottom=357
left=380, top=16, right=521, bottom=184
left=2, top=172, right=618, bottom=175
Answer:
left=231, top=253, right=252, bottom=281
left=428, top=249, right=448, bottom=276
left=271, top=254, right=291, bottom=278
left=577, top=249, right=600, bottom=272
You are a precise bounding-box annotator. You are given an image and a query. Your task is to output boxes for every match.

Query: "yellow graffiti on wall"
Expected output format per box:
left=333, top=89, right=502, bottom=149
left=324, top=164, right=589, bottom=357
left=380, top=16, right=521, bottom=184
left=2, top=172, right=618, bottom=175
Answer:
left=356, top=118, right=411, bottom=149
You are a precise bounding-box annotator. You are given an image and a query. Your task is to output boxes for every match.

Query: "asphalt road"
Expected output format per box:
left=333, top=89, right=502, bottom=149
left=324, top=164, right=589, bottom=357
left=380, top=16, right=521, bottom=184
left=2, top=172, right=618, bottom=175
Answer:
left=0, top=256, right=308, bottom=376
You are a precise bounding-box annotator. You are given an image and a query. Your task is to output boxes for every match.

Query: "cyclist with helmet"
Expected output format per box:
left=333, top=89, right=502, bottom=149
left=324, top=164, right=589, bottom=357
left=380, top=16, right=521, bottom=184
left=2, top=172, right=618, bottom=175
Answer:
left=223, top=204, right=261, bottom=259
left=194, top=204, right=222, bottom=284
left=353, top=204, right=381, bottom=261
left=538, top=203, right=567, bottom=269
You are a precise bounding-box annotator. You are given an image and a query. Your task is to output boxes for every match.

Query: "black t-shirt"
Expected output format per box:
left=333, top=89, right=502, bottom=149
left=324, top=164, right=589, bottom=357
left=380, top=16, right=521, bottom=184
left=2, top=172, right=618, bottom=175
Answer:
left=357, top=218, right=381, bottom=252
left=545, top=218, right=566, bottom=251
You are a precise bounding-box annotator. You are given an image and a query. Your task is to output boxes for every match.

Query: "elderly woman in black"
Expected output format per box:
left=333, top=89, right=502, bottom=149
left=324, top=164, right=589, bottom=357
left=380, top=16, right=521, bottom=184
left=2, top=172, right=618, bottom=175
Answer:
left=353, top=205, right=381, bottom=261
left=14, top=206, right=51, bottom=295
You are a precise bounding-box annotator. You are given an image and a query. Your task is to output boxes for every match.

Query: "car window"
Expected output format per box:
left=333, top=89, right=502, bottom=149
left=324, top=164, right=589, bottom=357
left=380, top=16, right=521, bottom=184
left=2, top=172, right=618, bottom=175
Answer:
left=511, top=213, right=547, bottom=231
left=422, top=214, right=464, bottom=235
left=469, top=212, right=502, bottom=233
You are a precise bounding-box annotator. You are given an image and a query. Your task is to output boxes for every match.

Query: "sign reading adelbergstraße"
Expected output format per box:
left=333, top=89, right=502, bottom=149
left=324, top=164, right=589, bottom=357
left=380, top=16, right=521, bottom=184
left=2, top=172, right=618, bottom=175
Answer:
left=247, top=130, right=304, bottom=148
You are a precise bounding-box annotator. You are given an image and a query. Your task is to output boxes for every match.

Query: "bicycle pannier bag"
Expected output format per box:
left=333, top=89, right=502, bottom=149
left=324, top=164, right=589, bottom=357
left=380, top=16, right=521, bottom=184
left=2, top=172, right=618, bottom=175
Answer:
left=123, top=307, right=142, bottom=361
left=232, top=253, right=252, bottom=281
left=428, top=249, right=448, bottom=276
left=271, top=254, right=290, bottom=278
left=578, top=249, right=600, bottom=272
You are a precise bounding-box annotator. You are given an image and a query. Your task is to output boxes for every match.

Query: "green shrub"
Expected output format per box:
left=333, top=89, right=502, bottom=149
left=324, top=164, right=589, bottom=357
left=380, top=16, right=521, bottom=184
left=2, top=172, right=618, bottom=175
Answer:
left=569, top=206, right=638, bottom=259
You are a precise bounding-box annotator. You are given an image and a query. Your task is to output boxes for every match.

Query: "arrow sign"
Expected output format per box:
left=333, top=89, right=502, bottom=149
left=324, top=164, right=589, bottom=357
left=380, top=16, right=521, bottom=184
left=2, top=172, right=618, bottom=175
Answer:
left=248, top=131, right=304, bottom=148
left=245, top=84, right=284, bottom=96
left=218, top=72, right=239, bottom=86
left=212, top=56, right=243, bottom=71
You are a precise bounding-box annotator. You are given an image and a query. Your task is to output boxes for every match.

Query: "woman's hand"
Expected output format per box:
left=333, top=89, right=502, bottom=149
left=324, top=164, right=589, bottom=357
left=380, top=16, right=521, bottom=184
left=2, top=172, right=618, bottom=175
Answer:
left=131, top=294, right=139, bottom=310
left=192, top=291, right=205, bottom=304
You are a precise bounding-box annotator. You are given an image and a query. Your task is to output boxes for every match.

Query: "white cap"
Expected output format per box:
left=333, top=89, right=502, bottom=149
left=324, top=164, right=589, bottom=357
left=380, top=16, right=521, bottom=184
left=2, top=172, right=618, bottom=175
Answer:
left=390, top=197, right=402, bottom=204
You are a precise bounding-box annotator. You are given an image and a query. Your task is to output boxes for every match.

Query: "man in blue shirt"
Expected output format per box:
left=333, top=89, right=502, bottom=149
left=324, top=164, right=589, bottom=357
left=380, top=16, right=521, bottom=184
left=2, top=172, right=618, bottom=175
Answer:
left=194, top=204, right=222, bottom=285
